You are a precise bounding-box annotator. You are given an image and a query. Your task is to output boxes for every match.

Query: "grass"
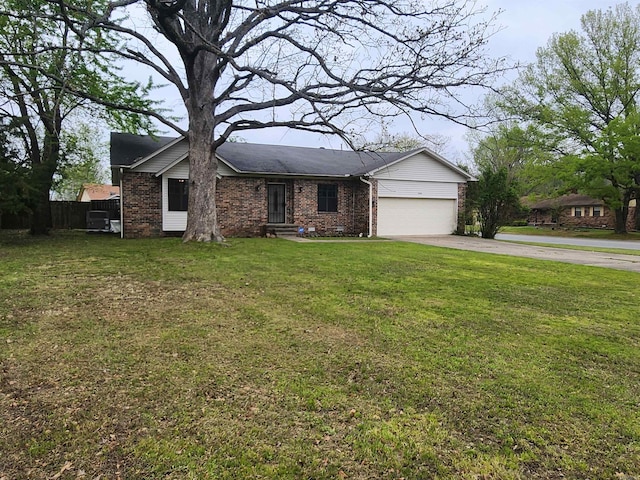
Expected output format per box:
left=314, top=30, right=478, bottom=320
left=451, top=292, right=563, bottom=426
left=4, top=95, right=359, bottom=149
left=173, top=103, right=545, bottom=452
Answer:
left=1, top=230, right=640, bottom=479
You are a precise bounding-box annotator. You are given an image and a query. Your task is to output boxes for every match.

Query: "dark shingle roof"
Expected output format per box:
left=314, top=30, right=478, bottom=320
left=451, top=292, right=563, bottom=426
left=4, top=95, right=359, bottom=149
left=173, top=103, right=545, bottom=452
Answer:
left=109, top=133, right=468, bottom=178
left=528, top=194, right=604, bottom=210
left=110, top=132, right=176, bottom=167
left=216, top=142, right=412, bottom=176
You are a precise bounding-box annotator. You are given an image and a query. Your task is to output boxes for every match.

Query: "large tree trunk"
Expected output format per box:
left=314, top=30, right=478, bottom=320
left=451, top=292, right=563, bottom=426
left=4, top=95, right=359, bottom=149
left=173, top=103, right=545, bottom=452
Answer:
left=181, top=49, right=224, bottom=243
left=30, top=182, right=52, bottom=235
left=614, top=207, right=627, bottom=234
left=634, top=177, right=640, bottom=231
left=613, top=192, right=631, bottom=234
left=29, top=130, right=59, bottom=235
left=182, top=127, right=223, bottom=242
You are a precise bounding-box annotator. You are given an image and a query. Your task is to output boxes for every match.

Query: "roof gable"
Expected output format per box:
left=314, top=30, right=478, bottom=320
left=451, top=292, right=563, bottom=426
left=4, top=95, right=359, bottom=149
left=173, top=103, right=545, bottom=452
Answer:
left=110, top=132, right=177, bottom=167
left=372, top=148, right=473, bottom=182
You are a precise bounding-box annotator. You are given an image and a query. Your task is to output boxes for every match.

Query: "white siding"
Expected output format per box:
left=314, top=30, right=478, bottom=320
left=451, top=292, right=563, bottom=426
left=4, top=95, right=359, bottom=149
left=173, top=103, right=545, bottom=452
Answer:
left=162, top=162, right=189, bottom=231
left=373, top=151, right=463, bottom=235
left=160, top=158, right=237, bottom=231
left=217, top=161, right=237, bottom=176
left=132, top=139, right=189, bottom=174
left=377, top=179, right=457, bottom=199
left=373, top=151, right=467, bottom=183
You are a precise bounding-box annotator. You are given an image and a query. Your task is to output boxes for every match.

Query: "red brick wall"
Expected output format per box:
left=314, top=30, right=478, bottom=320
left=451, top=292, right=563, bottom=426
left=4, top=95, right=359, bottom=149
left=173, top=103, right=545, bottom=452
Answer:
left=121, top=173, right=377, bottom=238
left=292, top=178, right=372, bottom=236
left=121, top=172, right=162, bottom=238
left=357, top=178, right=377, bottom=236
left=560, top=207, right=613, bottom=228
left=529, top=205, right=637, bottom=230
left=216, top=177, right=268, bottom=237
left=457, top=183, right=467, bottom=234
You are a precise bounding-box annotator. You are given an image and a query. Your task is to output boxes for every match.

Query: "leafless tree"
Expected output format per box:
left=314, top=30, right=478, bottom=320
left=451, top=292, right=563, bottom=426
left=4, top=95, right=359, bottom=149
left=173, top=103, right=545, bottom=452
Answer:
left=51, top=0, right=508, bottom=242
left=356, top=125, right=452, bottom=154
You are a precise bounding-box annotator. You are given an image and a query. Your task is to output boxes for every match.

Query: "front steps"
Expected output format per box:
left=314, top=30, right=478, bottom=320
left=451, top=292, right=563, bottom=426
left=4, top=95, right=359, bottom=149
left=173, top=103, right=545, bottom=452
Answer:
left=264, top=224, right=300, bottom=237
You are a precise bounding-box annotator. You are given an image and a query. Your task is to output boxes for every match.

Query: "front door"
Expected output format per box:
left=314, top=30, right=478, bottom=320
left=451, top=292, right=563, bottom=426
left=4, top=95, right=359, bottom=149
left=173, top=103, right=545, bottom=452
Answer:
left=268, top=183, right=286, bottom=223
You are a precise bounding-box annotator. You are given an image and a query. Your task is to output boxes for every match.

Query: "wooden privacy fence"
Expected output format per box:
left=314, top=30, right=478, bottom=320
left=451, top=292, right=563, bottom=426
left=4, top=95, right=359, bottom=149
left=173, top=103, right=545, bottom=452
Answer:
left=1, top=199, right=120, bottom=230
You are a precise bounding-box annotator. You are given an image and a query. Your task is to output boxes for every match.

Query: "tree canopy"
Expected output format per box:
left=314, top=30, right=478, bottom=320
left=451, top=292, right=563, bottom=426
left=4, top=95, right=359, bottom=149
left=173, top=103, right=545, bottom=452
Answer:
left=0, top=0, right=158, bottom=233
left=0, top=122, right=30, bottom=227
left=469, top=123, right=559, bottom=198
left=356, top=128, right=452, bottom=155
left=468, top=166, right=520, bottom=239
left=501, top=2, right=640, bottom=233
left=51, top=125, right=109, bottom=201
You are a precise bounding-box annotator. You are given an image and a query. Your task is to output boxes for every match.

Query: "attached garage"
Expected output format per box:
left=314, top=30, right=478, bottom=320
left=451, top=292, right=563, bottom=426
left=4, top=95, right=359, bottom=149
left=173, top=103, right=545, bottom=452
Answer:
left=372, top=152, right=471, bottom=236
left=377, top=197, right=457, bottom=236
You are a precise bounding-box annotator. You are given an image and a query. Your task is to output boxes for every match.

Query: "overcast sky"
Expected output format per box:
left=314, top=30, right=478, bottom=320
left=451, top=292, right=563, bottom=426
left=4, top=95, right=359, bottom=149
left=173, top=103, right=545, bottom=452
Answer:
left=433, top=0, right=635, bottom=161
left=139, top=1, right=637, bottom=161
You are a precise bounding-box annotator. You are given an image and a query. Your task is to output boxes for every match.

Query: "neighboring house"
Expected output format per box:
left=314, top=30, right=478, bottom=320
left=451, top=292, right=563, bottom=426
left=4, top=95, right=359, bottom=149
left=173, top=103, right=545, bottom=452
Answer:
left=76, top=183, right=120, bottom=202
left=110, top=133, right=475, bottom=239
left=527, top=194, right=637, bottom=230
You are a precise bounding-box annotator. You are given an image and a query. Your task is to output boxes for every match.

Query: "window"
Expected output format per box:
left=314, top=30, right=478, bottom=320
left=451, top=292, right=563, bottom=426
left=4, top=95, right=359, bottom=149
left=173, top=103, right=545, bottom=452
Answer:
left=593, top=206, right=601, bottom=217
left=574, top=207, right=582, bottom=218
left=584, top=206, right=590, bottom=217
left=318, top=184, right=338, bottom=212
left=168, top=178, right=188, bottom=211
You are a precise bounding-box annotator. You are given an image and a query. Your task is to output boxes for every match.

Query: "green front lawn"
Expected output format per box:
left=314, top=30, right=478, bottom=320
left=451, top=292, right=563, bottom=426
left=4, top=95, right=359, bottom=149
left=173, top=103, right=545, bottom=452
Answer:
left=1, top=231, right=639, bottom=479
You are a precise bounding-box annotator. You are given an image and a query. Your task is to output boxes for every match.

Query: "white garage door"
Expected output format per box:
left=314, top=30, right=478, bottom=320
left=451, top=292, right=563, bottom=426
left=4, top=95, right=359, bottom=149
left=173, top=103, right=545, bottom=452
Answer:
left=377, top=198, right=456, bottom=236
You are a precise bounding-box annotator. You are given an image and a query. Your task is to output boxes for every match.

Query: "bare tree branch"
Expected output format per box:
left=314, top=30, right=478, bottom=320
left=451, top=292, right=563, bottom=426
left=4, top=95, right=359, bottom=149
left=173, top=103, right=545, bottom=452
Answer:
left=17, top=0, right=510, bottom=241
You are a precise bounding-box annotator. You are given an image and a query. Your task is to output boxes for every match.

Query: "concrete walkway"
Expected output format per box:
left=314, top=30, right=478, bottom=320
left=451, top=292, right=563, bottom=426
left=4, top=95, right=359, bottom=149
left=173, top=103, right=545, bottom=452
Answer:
left=390, top=235, right=640, bottom=273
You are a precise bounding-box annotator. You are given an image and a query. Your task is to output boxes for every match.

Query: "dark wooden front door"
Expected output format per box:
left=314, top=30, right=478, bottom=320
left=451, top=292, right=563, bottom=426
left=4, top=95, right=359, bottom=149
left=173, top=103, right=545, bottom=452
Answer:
left=268, top=184, right=286, bottom=223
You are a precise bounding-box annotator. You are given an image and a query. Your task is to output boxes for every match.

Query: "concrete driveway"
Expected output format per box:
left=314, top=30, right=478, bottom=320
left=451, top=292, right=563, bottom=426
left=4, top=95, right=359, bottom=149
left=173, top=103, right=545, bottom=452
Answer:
left=390, top=235, right=640, bottom=273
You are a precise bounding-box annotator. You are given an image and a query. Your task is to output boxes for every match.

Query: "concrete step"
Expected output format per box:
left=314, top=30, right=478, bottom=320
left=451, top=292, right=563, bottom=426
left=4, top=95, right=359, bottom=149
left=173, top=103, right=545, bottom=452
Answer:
left=265, top=224, right=300, bottom=236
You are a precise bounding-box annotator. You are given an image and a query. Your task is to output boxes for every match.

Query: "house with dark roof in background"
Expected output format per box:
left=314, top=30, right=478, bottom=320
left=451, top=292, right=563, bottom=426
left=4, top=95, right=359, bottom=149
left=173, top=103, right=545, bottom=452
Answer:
left=526, top=193, right=637, bottom=230
left=110, top=133, right=475, bottom=239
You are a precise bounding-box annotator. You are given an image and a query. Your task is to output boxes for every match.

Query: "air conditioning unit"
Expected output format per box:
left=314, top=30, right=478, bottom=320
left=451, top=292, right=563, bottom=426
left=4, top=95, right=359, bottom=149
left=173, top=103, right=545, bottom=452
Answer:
left=86, top=210, right=111, bottom=233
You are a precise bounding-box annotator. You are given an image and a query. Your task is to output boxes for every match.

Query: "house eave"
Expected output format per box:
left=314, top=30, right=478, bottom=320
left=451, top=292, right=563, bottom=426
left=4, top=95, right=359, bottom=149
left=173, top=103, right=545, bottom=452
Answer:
left=129, top=136, right=186, bottom=170
left=221, top=171, right=356, bottom=179
left=154, top=152, right=189, bottom=177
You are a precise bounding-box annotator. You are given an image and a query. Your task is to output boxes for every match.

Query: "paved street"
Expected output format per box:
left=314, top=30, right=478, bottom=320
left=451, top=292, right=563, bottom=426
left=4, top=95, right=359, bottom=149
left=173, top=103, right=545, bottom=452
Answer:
left=390, top=235, right=640, bottom=273
left=495, top=233, right=640, bottom=250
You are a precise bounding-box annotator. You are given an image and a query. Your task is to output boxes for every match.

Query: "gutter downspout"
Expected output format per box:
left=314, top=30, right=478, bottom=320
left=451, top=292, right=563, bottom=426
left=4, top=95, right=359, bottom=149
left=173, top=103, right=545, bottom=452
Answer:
left=359, top=177, right=373, bottom=237
left=119, top=168, right=124, bottom=239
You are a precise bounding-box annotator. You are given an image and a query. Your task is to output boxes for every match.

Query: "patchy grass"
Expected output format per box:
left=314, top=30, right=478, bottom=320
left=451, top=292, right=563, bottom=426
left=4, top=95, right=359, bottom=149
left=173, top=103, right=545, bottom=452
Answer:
left=501, top=226, right=640, bottom=240
left=1, top=230, right=640, bottom=479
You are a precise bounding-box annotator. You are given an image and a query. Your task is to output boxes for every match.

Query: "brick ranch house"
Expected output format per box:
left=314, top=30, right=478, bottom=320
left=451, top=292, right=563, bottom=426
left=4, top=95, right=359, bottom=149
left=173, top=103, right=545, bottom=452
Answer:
left=526, top=193, right=637, bottom=230
left=110, top=133, right=474, bottom=239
